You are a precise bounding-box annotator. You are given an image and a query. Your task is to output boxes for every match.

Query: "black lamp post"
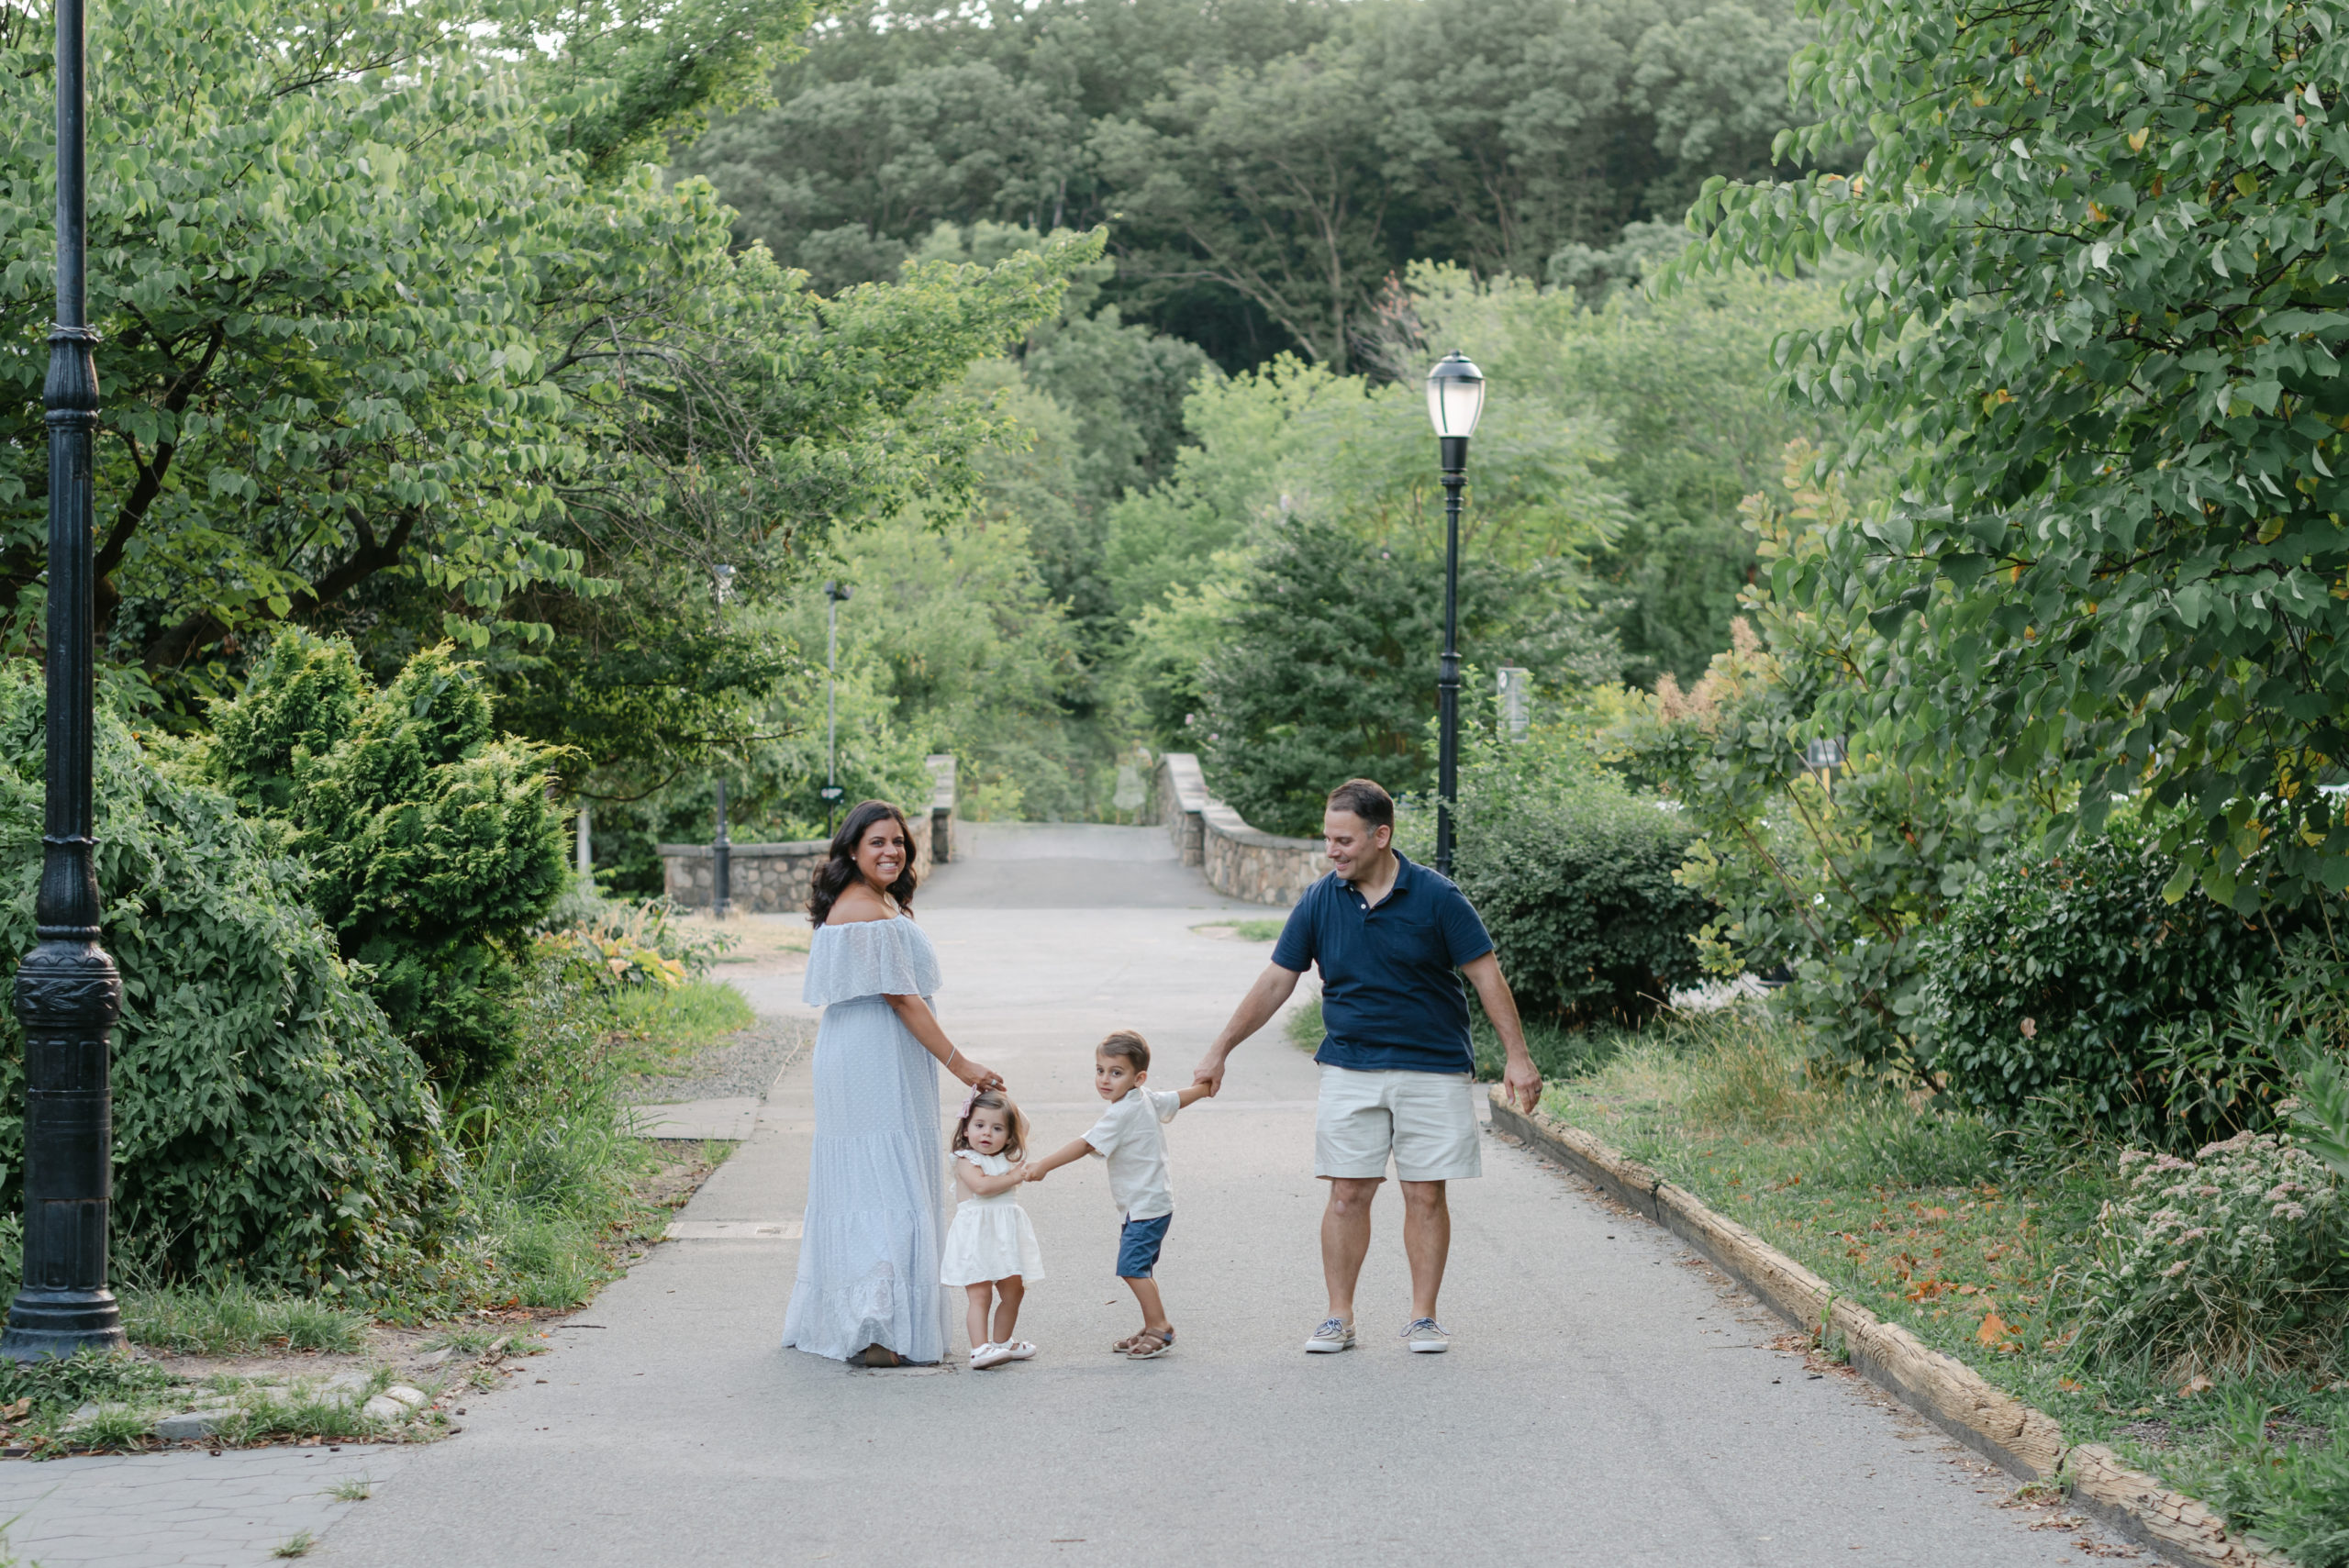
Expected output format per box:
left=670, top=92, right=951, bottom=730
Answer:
left=712, top=564, right=734, bottom=920
left=819, top=581, right=852, bottom=838
left=1426, top=350, right=1486, bottom=880
left=5, top=0, right=127, bottom=1361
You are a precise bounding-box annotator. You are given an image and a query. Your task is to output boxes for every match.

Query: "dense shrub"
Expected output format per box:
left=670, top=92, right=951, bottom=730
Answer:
left=208, top=632, right=569, bottom=1084
left=1413, top=726, right=1709, bottom=1025
left=1917, top=837, right=2272, bottom=1124
left=2069, top=1133, right=2347, bottom=1380
left=1197, top=513, right=1620, bottom=838
left=0, top=672, right=456, bottom=1287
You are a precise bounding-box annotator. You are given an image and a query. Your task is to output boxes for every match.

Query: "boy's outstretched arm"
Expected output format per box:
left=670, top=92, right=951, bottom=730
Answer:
left=1025, top=1137, right=1094, bottom=1181
left=1174, top=1081, right=1216, bottom=1108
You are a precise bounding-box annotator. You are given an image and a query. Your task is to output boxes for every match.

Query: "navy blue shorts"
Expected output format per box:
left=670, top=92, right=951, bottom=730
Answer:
left=1116, top=1213, right=1172, bottom=1278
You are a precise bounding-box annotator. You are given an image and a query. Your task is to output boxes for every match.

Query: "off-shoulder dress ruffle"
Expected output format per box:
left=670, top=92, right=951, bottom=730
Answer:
left=782, top=916, right=955, bottom=1363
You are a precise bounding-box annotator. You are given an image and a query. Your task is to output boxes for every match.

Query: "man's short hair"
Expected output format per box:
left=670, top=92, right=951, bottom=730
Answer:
left=1097, top=1029, right=1151, bottom=1071
left=1324, top=778, right=1395, bottom=833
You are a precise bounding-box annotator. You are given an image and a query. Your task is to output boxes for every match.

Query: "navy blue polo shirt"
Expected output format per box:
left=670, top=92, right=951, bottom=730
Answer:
left=1270, top=852, right=1495, bottom=1074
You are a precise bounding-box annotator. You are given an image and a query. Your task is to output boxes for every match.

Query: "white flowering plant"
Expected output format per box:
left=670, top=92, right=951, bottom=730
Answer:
left=2070, top=1131, right=2348, bottom=1381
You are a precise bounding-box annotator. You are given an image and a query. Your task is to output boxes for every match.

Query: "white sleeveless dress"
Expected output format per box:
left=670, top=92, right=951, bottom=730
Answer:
left=781, top=917, right=954, bottom=1364
left=941, top=1151, right=1047, bottom=1286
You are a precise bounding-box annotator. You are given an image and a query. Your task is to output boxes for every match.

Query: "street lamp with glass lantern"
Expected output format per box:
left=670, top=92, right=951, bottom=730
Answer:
left=1425, top=351, right=1486, bottom=878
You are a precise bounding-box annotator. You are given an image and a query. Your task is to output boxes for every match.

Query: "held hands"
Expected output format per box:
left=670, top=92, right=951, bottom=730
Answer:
left=1189, top=1052, right=1228, bottom=1097
left=1024, top=1162, right=1048, bottom=1184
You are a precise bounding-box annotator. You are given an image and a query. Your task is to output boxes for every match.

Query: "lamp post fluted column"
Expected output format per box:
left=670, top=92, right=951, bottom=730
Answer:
left=1435, top=438, right=1467, bottom=878
left=1423, top=351, right=1486, bottom=882
left=6, top=0, right=126, bottom=1362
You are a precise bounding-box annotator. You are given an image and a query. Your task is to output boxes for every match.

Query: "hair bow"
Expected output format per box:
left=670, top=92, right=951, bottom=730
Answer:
left=957, top=1084, right=982, bottom=1122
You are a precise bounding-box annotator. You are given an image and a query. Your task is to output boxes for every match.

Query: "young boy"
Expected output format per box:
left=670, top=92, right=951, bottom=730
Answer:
left=1026, top=1029, right=1212, bottom=1359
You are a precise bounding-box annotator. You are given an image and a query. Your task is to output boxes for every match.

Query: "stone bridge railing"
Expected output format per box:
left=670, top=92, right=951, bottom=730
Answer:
left=1155, top=752, right=1322, bottom=907
left=658, top=755, right=958, bottom=915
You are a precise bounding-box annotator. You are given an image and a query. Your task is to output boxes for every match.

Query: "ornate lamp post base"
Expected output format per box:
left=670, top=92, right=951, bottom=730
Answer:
left=2, top=940, right=127, bottom=1363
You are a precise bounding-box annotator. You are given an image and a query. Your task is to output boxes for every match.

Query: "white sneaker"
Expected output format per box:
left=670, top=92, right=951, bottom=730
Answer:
left=1304, top=1318, right=1355, bottom=1353
left=971, top=1341, right=1016, bottom=1369
left=1001, top=1340, right=1037, bottom=1362
left=1402, top=1318, right=1450, bottom=1353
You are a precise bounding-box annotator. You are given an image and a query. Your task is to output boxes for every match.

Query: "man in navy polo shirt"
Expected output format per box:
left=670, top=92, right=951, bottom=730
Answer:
left=1192, top=777, right=1540, bottom=1356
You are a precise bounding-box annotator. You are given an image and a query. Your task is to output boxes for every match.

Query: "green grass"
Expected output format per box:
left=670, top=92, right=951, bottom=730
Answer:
left=123, top=1282, right=370, bottom=1356
left=440, top=978, right=668, bottom=1317
left=605, top=980, right=757, bottom=1076
left=1540, top=1006, right=2349, bottom=1562
left=1194, top=918, right=1286, bottom=941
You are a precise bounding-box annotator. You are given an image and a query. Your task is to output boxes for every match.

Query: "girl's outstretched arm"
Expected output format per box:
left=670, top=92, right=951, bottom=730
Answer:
left=1025, top=1137, right=1095, bottom=1181
left=953, top=1158, right=1030, bottom=1196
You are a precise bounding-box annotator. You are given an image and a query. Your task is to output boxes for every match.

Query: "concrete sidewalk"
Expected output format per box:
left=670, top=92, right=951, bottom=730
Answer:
left=313, top=892, right=2136, bottom=1568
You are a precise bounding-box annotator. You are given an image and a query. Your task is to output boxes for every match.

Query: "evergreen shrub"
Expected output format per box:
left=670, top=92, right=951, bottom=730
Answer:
left=1429, top=728, right=1709, bottom=1025
left=208, top=632, right=569, bottom=1084
left=1918, top=836, right=2272, bottom=1125
left=0, top=671, right=455, bottom=1287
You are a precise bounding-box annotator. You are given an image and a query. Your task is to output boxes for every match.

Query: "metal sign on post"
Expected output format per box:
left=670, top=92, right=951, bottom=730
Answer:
left=1497, top=666, right=1531, bottom=740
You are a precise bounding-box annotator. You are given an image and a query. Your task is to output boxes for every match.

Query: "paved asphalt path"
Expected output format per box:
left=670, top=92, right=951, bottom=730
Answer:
left=317, top=829, right=2134, bottom=1568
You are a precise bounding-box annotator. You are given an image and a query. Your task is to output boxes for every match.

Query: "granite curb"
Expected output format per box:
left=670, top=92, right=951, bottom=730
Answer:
left=1488, top=1089, right=2288, bottom=1568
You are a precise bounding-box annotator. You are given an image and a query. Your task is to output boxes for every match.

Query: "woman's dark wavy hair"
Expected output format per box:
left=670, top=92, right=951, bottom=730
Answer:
left=807, top=799, right=920, bottom=926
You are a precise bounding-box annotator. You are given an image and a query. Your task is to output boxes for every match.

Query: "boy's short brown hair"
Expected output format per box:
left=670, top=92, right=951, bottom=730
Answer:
left=1097, top=1029, right=1151, bottom=1072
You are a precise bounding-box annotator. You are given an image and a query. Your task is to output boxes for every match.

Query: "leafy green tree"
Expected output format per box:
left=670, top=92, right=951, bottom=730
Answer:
left=208, top=632, right=568, bottom=1084
left=1687, top=0, right=2349, bottom=913
left=0, top=0, right=1099, bottom=751
left=796, top=506, right=1086, bottom=820
left=500, top=0, right=812, bottom=179
left=1402, top=259, right=1848, bottom=681
left=1108, top=351, right=1624, bottom=617
left=1609, top=457, right=2026, bottom=1073
left=679, top=0, right=1827, bottom=367
left=1195, top=513, right=1620, bottom=835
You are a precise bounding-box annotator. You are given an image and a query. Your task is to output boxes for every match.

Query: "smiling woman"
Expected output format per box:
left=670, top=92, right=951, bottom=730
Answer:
left=783, top=801, right=1002, bottom=1368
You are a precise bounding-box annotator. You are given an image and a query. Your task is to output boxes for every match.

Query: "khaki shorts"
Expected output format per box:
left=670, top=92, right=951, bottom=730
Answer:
left=1314, top=1065, right=1483, bottom=1183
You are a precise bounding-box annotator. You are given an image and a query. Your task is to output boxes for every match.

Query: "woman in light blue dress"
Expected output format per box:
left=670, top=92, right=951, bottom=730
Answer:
left=784, top=800, right=1001, bottom=1367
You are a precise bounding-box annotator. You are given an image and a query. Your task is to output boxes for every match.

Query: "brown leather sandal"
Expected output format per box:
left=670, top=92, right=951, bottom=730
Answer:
left=1123, top=1327, right=1174, bottom=1360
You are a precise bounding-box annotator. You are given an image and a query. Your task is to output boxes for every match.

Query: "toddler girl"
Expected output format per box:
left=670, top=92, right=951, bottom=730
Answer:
left=941, top=1087, right=1045, bottom=1369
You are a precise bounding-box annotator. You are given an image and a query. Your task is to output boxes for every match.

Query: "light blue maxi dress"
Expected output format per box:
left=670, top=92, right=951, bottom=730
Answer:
left=782, top=916, right=954, bottom=1363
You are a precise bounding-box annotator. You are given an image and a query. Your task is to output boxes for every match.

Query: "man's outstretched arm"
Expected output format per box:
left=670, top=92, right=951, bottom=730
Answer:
left=1192, top=962, right=1302, bottom=1094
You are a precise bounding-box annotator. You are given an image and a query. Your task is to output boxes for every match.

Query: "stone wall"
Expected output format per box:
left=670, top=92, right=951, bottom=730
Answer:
left=1155, top=752, right=1323, bottom=906
left=659, top=840, right=829, bottom=915
left=1157, top=751, right=1207, bottom=865
left=659, top=754, right=958, bottom=915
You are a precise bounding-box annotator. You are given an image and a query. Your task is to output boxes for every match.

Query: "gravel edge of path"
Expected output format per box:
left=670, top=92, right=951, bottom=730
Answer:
left=626, top=1014, right=813, bottom=1105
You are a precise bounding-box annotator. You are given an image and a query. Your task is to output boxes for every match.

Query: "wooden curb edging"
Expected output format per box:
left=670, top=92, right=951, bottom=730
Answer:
left=1488, top=1090, right=2287, bottom=1568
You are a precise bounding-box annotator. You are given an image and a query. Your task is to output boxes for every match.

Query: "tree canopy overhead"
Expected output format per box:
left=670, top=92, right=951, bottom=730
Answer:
left=1687, top=0, right=2349, bottom=914
left=681, top=0, right=1826, bottom=370
left=0, top=0, right=1097, bottom=774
